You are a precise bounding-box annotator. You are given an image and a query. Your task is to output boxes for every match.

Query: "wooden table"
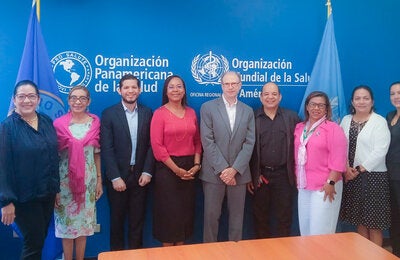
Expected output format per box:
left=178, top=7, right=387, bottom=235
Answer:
left=98, top=241, right=240, bottom=260
left=238, top=232, right=398, bottom=260
left=98, top=232, right=398, bottom=260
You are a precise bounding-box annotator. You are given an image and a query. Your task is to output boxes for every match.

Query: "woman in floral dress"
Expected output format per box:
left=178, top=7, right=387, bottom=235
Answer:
left=53, top=86, right=102, bottom=260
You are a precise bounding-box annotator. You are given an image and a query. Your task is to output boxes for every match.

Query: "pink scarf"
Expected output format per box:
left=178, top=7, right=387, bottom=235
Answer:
left=296, top=116, right=326, bottom=189
left=53, top=112, right=100, bottom=209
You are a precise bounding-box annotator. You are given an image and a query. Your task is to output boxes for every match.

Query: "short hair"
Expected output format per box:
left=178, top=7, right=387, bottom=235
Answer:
left=303, top=91, right=332, bottom=122
left=161, top=75, right=187, bottom=106
left=220, top=71, right=241, bottom=84
left=14, top=80, right=39, bottom=96
left=119, top=74, right=141, bottom=89
left=68, top=85, right=90, bottom=99
left=349, top=85, right=374, bottom=114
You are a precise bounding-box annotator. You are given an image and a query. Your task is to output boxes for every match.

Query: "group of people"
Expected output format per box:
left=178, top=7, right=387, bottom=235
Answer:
left=0, top=72, right=399, bottom=259
left=251, top=83, right=398, bottom=257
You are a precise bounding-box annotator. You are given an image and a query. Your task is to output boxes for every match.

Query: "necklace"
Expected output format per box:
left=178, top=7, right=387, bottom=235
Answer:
left=391, top=113, right=400, bottom=126
left=352, top=119, right=368, bottom=134
left=22, top=115, right=38, bottom=124
left=166, top=106, right=188, bottom=142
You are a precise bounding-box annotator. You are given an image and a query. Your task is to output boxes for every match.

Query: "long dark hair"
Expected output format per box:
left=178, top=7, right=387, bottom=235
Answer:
left=14, top=80, right=39, bottom=96
left=349, top=85, right=374, bottom=114
left=161, top=75, right=187, bottom=106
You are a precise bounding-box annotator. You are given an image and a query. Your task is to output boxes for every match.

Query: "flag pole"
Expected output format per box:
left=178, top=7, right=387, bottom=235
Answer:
left=32, top=0, right=40, bottom=21
left=326, top=0, right=332, bottom=18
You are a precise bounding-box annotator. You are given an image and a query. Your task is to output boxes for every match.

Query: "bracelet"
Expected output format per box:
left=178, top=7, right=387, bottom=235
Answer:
left=194, top=163, right=202, bottom=169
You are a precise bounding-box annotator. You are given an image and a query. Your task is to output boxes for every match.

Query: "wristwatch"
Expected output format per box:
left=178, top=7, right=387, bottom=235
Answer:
left=326, top=179, right=335, bottom=185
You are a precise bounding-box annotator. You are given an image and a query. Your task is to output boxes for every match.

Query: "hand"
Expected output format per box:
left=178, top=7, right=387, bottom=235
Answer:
left=54, top=193, right=61, bottom=209
left=344, top=167, right=358, bottom=182
left=138, top=174, right=152, bottom=187
left=187, top=165, right=200, bottom=177
left=320, top=183, right=337, bottom=202
left=220, top=167, right=237, bottom=185
left=247, top=182, right=254, bottom=195
left=226, top=178, right=237, bottom=186
left=95, top=180, right=103, bottom=200
left=112, top=178, right=127, bottom=192
left=1, top=203, right=15, bottom=226
left=175, top=168, right=194, bottom=180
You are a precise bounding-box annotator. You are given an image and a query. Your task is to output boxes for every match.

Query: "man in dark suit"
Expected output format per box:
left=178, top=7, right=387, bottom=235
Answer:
left=247, top=82, right=300, bottom=238
left=101, top=74, right=154, bottom=250
left=200, top=71, right=255, bottom=242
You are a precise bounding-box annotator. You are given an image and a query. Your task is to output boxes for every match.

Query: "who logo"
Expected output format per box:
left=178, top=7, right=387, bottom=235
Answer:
left=191, top=51, right=229, bottom=85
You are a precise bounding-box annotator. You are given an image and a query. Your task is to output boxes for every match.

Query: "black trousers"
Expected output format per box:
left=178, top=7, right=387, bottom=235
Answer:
left=390, top=180, right=400, bottom=257
left=107, top=178, right=147, bottom=250
left=252, top=169, right=293, bottom=238
left=14, top=196, right=55, bottom=260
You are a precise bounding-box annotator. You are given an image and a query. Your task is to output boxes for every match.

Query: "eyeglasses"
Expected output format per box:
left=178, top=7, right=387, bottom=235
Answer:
left=69, top=95, right=89, bottom=103
left=167, top=85, right=184, bottom=90
left=222, top=82, right=240, bottom=87
left=15, top=94, right=39, bottom=101
left=307, top=102, right=327, bottom=109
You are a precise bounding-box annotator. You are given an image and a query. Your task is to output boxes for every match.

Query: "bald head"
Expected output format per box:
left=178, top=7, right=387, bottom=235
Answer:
left=262, top=82, right=280, bottom=94
left=260, top=82, right=282, bottom=110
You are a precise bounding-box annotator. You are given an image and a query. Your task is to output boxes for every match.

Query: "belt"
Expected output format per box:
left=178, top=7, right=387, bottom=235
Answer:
left=129, top=165, right=136, bottom=172
left=262, top=164, right=286, bottom=172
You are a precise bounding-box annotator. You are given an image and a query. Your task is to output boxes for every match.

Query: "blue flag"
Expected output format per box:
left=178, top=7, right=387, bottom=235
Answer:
left=298, top=14, right=346, bottom=123
left=8, top=0, right=65, bottom=120
left=8, top=1, right=64, bottom=259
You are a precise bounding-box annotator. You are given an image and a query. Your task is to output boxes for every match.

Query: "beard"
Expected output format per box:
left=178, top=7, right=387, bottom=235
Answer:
left=122, top=96, right=138, bottom=104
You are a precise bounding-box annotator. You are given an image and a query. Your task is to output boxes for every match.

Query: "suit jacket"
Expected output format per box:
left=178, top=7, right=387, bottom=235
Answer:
left=250, top=107, right=300, bottom=188
left=100, top=102, right=155, bottom=186
left=199, top=97, right=255, bottom=185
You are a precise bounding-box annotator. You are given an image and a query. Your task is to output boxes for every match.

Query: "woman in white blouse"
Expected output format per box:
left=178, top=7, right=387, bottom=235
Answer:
left=340, top=85, right=390, bottom=246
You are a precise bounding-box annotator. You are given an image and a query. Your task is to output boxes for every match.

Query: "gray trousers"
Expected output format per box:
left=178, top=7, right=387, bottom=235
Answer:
left=202, top=181, right=246, bottom=242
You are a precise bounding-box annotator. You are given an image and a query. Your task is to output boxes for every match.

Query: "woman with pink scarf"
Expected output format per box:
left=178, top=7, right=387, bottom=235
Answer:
left=294, top=91, right=347, bottom=236
left=53, top=86, right=102, bottom=260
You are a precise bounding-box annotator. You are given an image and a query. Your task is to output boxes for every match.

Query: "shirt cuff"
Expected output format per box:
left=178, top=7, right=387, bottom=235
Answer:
left=142, top=172, right=152, bottom=177
left=111, top=177, right=121, bottom=182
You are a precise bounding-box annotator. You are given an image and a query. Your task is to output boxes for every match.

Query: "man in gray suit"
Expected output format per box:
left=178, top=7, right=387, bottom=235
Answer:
left=200, top=71, right=255, bottom=242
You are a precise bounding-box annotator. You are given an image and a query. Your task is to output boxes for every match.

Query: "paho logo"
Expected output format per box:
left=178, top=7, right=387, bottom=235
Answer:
left=51, top=51, right=92, bottom=94
left=191, top=51, right=229, bottom=85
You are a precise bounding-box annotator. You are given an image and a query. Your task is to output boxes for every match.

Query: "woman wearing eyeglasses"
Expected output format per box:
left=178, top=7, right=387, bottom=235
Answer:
left=53, top=86, right=102, bottom=260
left=294, top=91, right=347, bottom=236
left=340, top=86, right=390, bottom=247
left=0, top=80, right=60, bottom=259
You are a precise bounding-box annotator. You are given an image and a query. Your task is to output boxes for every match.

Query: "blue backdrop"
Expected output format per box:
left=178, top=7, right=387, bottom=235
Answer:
left=1, top=0, right=399, bottom=258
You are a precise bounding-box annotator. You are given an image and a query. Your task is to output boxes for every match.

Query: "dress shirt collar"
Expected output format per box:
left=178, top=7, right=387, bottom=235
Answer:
left=122, top=102, right=138, bottom=113
left=222, top=95, right=238, bottom=107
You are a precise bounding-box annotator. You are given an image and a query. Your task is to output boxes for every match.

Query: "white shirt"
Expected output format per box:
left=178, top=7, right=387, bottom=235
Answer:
left=222, top=95, right=237, bottom=131
left=122, top=102, right=138, bottom=165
